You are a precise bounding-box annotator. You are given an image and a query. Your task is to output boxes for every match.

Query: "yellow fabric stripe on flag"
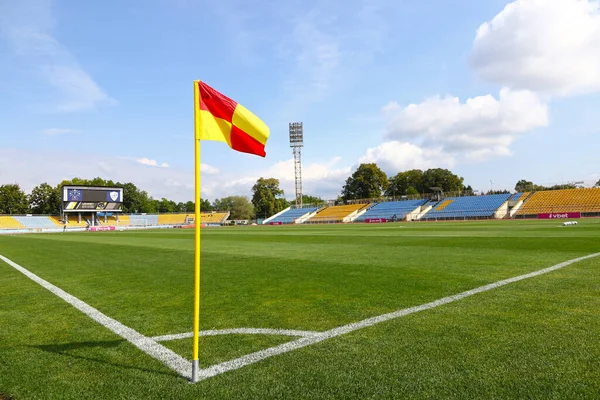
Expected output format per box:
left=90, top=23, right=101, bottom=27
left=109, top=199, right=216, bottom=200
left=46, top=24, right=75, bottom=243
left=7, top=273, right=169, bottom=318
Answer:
left=194, top=81, right=232, bottom=143
left=232, top=103, right=270, bottom=145
left=196, top=110, right=232, bottom=144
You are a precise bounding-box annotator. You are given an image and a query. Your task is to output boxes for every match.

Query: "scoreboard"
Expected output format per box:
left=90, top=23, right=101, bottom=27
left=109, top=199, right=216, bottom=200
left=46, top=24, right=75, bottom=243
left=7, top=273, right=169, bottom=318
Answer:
left=62, top=186, right=123, bottom=212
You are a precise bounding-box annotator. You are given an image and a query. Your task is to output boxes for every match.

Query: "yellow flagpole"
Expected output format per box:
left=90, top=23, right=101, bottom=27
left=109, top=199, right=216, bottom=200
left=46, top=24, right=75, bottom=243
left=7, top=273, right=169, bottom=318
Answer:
left=192, top=81, right=201, bottom=382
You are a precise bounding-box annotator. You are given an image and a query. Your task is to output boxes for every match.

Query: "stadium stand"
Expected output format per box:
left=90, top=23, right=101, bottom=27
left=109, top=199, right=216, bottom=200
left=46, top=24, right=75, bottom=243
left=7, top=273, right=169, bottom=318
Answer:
left=422, top=194, right=512, bottom=220
left=516, top=188, right=600, bottom=215
left=307, top=204, right=369, bottom=223
left=97, top=215, right=118, bottom=226
left=266, top=207, right=319, bottom=224
left=510, top=192, right=524, bottom=202
left=51, top=215, right=89, bottom=227
left=435, top=199, right=453, bottom=211
left=12, top=216, right=59, bottom=229
left=199, top=212, right=229, bottom=224
left=157, top=214, right=188, bottom=225
left=0, top=216, right=25, bottom=229
left=354, top=199, right=427, bottom=222
left=117, top=215, right=130, bottom=226
left=130, top=214, right=159, bottom=226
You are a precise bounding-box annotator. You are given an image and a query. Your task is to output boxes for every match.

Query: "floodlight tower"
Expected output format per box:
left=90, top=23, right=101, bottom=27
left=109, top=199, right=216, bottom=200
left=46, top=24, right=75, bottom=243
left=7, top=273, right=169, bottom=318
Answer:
left=289, top=122, right=304, bottom=208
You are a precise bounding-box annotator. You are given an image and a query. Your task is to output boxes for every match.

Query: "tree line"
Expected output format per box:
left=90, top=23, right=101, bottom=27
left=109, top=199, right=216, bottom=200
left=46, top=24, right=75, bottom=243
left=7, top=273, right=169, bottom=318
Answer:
left=341, top=164, right=472, bottom=200
left=2, top=169, right=598, bottom=217
left=513, top=179, right=597, bottom=192
left=0, top=177, right=299, bottom=221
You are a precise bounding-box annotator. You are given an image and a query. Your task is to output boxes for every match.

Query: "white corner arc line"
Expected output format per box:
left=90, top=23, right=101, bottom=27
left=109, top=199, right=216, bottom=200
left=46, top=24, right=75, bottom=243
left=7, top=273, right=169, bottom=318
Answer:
left=193, top=251, right=600, bottom=381
left=152, top=328, right=319, bottom=342
left=0, top=254, right=192, bottom=380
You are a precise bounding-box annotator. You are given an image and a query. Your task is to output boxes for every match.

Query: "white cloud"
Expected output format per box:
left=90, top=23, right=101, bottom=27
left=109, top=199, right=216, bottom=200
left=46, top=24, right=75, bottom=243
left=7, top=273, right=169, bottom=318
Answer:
left=471, top=0, right=600, bottom=96
left=0, top=1, right=115, bottom=111
left=41, top=128, right=79, bottom=135
left=136, top=158, right=170, bottom=168
left=200, top=164, right=220, bottom=174
left=384, top=88, right=548, bottom=160
left=200, top=157, right=351, bottom=201
left=0, top=149, right=194, bottom=202
left=359, top=141, right=455, bottom=174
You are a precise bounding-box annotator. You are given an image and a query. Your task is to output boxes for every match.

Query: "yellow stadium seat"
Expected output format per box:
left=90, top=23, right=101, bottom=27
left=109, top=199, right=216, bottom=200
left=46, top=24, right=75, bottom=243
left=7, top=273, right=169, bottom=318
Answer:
left=308, top=204, right=370, bottom=223
left=517, top=188, right=600, bottom=215
left=0, top=216, right=25, bottom=229
left=158, top=214, right=189, bottom=225
left=199, top=212, right=229, bottom=224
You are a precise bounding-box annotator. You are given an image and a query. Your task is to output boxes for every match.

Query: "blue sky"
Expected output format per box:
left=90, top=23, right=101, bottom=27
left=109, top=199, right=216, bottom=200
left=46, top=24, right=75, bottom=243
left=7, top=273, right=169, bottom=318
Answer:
left=1, top=0, right=599, bottom=202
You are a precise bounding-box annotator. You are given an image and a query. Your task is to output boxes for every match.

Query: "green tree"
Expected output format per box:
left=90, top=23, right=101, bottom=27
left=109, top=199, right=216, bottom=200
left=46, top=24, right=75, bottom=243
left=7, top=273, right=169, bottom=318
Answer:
left=29, top=183, right=61, bottom=214
left=385, top=169, right=425, bottom=197
left=213, top=196, right=254, bottom=220
left=342, top=163, right=389, bottom=201
left=200, top=198, right=213, bottom=211
left=301, top=195, right=326, bottom=207
left=158, top=198, right=176, bottom=213
left=596, top=179, right=600, bottom=187
left=117, top=182, right=153, bottom=213
left=185, top=201, right=195, bottom=212
left=251, top=178, right=285, bottom=218
left=421, top=168, right=465, bottom=193
left=406, top=186, right=419, bottom=195
left=515, top=179, right=534, bottom=192
left=146, top=199, right=160, bottom=213
left=274, top=198, right=290, bottom=213
left=0, top=184, right=29, bottom=214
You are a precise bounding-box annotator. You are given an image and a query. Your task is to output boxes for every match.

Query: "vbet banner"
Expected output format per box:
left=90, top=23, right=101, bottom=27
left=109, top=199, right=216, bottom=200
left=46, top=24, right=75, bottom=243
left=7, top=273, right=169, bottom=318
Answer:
left=537, top=212, right=581, bottom=219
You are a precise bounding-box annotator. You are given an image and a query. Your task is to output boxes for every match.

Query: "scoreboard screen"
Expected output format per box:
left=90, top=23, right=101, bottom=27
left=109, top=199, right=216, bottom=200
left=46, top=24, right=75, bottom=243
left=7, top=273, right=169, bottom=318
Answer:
left=62, top=186, right=123, bottom=212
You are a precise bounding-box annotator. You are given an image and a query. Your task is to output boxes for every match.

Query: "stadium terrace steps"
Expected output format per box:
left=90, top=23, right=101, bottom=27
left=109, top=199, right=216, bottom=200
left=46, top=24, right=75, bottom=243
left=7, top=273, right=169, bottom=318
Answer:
left=307, top=204, right=368, bottom=223
left=517, top=188, right=600, bottom=215
left=0, top=216, right=25, bottom=229
left=262, top=207, right=290, bottom=224
left=129, top=214, right=159, bottom=226
left=157, top=214, right=189, bottom=225
left=57, top=215, right=89, bottom=227
left=434, top=199, right=453, bottom=211
left=267, top=207, right=319, bottom=224
left=12, top=216, right=59, bottom=229
left=199, top=212, right=229, bottom=224
left=422, top=194, right=512, bottom=220
left=354, top=199, right=428, bottom=222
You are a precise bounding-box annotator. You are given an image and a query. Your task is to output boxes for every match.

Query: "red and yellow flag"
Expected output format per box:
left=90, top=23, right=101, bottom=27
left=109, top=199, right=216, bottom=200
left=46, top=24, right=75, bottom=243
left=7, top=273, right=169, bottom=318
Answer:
left=194, top=80, right=270, bottom=157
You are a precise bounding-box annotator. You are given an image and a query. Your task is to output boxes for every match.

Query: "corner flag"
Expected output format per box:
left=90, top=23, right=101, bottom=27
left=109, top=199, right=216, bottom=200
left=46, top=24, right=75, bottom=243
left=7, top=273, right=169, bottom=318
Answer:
left=191, top=81, right=269, bottom=382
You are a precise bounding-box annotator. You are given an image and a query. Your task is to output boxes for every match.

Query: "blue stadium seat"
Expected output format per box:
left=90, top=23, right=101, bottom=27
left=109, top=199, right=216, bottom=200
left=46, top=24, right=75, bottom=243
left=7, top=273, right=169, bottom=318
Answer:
left=422, top=194, right=511, bottom=219
left=355, top=199, right=427, bottom=222
left=268, top=207, right=318, bottom=224
left=13, top=216, right=58, bottom=229
left=129, top=214, right=159, bottom=225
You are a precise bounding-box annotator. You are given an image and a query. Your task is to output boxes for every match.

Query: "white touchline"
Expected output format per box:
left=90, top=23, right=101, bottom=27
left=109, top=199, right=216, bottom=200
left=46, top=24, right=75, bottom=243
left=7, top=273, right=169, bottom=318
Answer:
left=0, top=254, right=192, bottom=380
left=192, top=251, right=600, bottom=381
left=152, top=328, right=319, bottom=342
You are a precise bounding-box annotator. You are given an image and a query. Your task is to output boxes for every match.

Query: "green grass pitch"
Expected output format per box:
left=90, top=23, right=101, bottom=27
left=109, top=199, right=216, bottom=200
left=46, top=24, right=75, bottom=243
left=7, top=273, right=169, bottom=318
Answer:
left=1, top=220, right=600, bottom=399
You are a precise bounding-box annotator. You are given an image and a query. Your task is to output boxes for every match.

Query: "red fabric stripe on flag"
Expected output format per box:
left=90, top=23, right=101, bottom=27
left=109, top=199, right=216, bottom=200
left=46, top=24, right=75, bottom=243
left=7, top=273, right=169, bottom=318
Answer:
left=230, top=125, right=266, bottom=157
left=198, top=81, right=236, bottom=123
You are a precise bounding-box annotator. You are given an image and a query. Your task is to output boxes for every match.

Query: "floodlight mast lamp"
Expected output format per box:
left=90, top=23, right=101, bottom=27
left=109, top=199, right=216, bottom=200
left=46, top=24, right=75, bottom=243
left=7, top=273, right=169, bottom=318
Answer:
left=289, top=122, right=304, bottom=208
